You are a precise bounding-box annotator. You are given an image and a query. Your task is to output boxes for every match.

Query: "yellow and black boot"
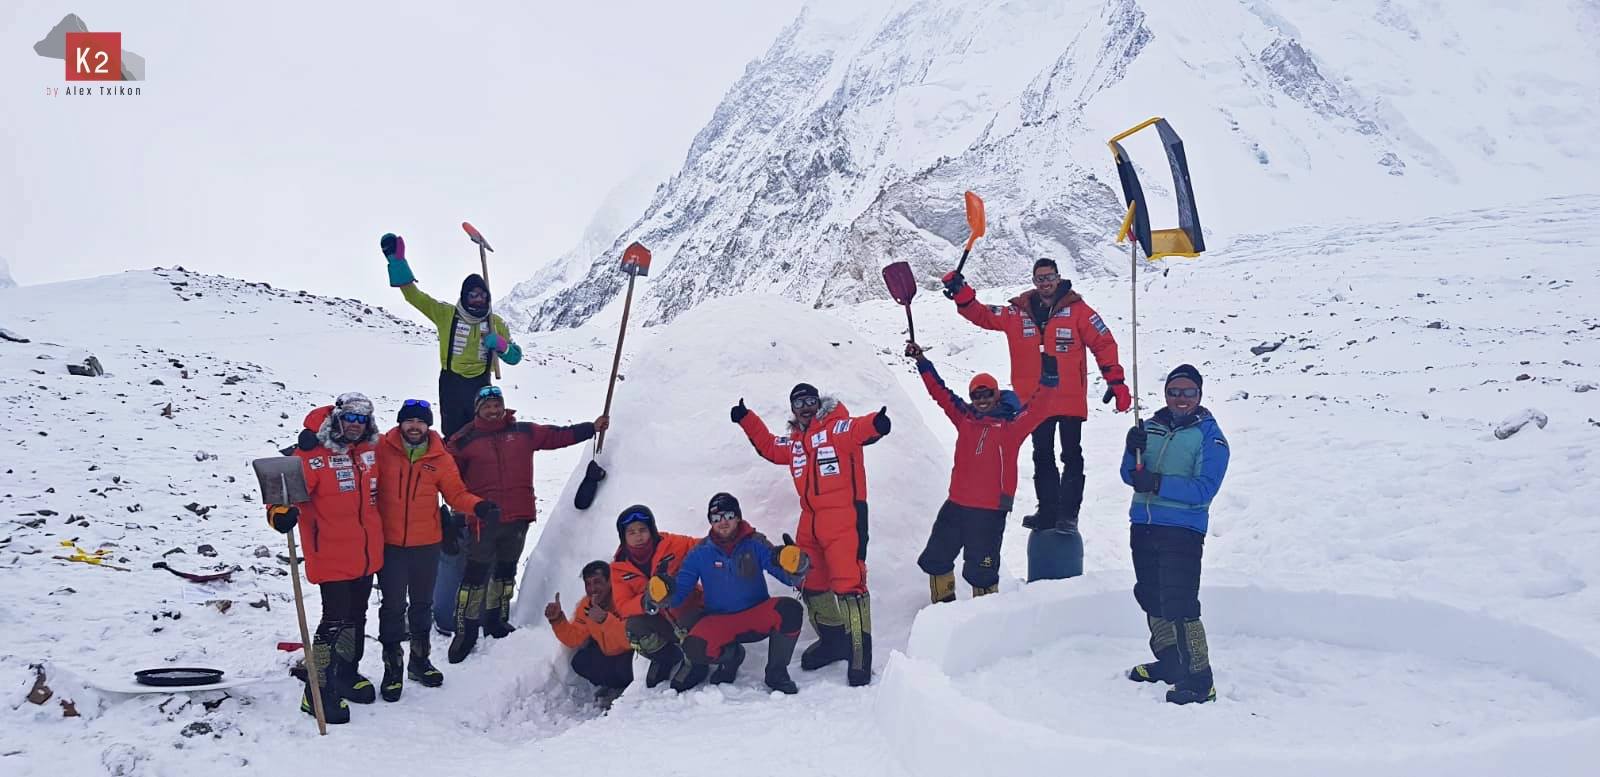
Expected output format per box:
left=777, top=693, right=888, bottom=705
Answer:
left=1129, top=615, right=1181, bottom=684
left=1166, top=618, right=1216, bottom=705
left=447, top=583, right=486, bottom=664
left=841, top=592, right=873, bottom=687
left=799, top=591, right=850, bottom=671
left=331, top=623, right=376, bottom=704
left=972, top=583, right=998, bottom=598
left=380, top=642, right=404, bottom=702
left=929, top=573, right=956, bottom=604
left=407, top=635, right=444, bottom=687
left=482, top=574, right=518, bottom=639
left=301, top=624, right=350, bottom=724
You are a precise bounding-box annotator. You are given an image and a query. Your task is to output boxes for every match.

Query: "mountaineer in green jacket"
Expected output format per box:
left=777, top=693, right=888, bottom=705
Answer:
left=380, top=233, right=523, bottom=437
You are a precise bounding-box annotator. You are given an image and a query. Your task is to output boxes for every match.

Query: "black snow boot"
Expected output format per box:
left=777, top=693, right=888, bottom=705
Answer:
left=300, top=630, right=351, bottom=724
left=841, top=593, right=873, bottom=687
left=1165, top=618, right=1216, bottom=705
left=645, top=644, right=683, bottom=689
left=709, top=643, right=745, bottom=685
left=764, top=629, right=800, bottom=694
left=1129, top=615, right=1181, bottom=684
left=331, top=624, right=376, bottom=704
left=447, top=583, right=486, bottom=664
left=799, top=592, right=850, bottom=671
left=481, top=575, right=517, bottom=639
left=408, top=636, right=444, bottom=687
left=380, top=642, right=404, bottom=702
left=669, top=661, right=710, bottom=693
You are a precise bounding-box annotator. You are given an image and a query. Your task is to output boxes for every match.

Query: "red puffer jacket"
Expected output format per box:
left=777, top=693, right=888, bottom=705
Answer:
left=738, top=399, right=885, bottom=514
left=956, top=288, right=1122, bottom=420
left=289, top=406, right=384, bottom=584
left=918, top=362, right=1043, bottom=512
left=446, top=411, right=595, bottom=522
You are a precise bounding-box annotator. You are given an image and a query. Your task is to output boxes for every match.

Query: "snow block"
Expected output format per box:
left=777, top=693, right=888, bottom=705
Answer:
left=511, top=296, right=951, bottom=673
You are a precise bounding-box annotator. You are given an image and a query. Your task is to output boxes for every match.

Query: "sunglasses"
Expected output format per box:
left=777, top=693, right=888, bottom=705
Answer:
left=1166, top=387, right=1200, bottom=399
left=791, top=396, right=821, bottom=410
left=339, top=412, right=371, bottom=424
left=476, top=386, right=504, bottom=401
left=969, top=388, right=995, bottom=402
left=1032, top=272, right=1060, bottom=285
left=708, top=510, right=740, bottom=524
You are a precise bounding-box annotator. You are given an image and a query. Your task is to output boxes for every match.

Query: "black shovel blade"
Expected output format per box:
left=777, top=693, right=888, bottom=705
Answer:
left=574, top=460, right=607, bottom=510
left=882, top=261, right=917, bottom=306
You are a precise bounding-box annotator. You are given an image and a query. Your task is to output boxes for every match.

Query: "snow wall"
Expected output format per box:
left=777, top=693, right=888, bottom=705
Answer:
left=512, top=294, right=950, bottom=675
left=876, top=579, right=1600, bottom=777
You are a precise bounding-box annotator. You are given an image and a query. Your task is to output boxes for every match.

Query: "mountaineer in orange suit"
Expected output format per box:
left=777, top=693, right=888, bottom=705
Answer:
left=373, top=398, right=497, bottom=701
left=547, top=560, right=634, bottom=707
left=267, top=392, right=385, bottom=724
left=612, top=505, right=704, bottom=689
left=942, top=257, right=1129, bottom=533
left=733, top=382, right=889, bottom=686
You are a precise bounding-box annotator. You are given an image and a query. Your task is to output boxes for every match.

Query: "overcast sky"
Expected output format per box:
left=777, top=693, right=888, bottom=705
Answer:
left=0, top=0, right=802, bottom=307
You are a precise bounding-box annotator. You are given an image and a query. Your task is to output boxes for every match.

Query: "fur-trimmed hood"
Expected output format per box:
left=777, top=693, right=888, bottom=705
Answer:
left=787, top=395, right=843, bottom=433
left=313, top=407, right=380, bottom=454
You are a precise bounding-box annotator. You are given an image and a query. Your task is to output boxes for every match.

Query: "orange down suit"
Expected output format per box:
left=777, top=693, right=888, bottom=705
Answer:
left=611, top=532, right=703, bottom=621
left=549, top=595, right=631, bottom=656
left=738, top=400, right=884, bottom=595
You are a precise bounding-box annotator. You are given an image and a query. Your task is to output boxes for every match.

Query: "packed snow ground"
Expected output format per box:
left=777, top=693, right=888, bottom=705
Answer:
left=2, top=196, right=1598, bottom=776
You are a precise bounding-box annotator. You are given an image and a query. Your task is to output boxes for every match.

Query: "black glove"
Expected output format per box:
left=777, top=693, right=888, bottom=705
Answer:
left=730, top=398, right=748, bottom=423
left=440, top=508, right=462, bottom=555
left=1125, top=426, right=1148, bottom=456
left=1131, top=469, right=1162, bottom=494
left=296, top=428, right=319, bottom=452
left=941, top=271, right=967, bottom=300
left=873, top=406, right=891, bottom=435
left=474, top=500, right=501, bottom=522
left=268, top=505, right=299, bottom=534
left=1040, top=354, right=1060, bottom=388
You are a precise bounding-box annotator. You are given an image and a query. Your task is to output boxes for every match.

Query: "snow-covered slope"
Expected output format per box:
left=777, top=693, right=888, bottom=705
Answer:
left=505, top=0, right=1600, bottom=332
left=2, top=195, right=1598, bottom=776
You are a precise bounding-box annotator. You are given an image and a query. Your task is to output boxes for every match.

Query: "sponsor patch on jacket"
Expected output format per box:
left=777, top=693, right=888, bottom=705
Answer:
left=833, top=420, right=851, bottom=435
left=1055, top=329, right=1074, bottom=353
left=338, top=481, right=356, bottom=493
left=361, top=451, right=376, bottom=466
left=620, top=571, right=640, bottom=581
left=817, top=446, right=840, bottom=477
left=307, top=457, right=326, bottom=470
left=421, top=463, right=437, bottom=472
left=330, top=455, right=352, bottom=468
left=811, top=430, right=828, bottom=446
left=1089, top=313, right=1109, bottom=334
left=792, top=455, right=808, bottom=469
left=788, top=440, right=803, bottom=454
left=1215, top=438, right=1229, bottom=447
left=988, top=305, right=1003, bottom=315
left=335, top=468, right=355, bottom=481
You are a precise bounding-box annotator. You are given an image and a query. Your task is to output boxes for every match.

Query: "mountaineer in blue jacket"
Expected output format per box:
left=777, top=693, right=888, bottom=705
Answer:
left=1120, top=364, right=1230, bottom=705
left=642, top=492, right=810, bottom=695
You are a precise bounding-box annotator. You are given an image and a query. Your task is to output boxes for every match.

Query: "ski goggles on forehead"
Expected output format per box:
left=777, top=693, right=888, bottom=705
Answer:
left=1032, top=272, right=1060, bottom=285
left=338, top=412, right=371, bottom=424
left=791, top=396, right=821, bottom=410
left=476, top=386, right=503, bottom=401
left=708, top=510, right=740, bottom=524
left=402, top=398, right=431, bottom=409
left=1166, top=387, right=1200, bottom=398
left=619, top=510, right=652, bottom=528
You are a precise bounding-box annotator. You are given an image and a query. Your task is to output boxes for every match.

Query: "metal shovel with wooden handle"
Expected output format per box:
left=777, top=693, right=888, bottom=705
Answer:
left=251, top=456, right=325, bottom=735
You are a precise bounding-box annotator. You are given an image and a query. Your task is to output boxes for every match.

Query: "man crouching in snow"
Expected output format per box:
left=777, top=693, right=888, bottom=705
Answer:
left=905, top=343, right=1043, bottom=602
left=1121, top=364, right=1230, bottom=705
left=733, top=385, right=889, bottom=686
left=642, top=493, right=810, bottom=694
left=546, top=561, right=633, bottom=708
left=267, top=392, right=385, bottom=724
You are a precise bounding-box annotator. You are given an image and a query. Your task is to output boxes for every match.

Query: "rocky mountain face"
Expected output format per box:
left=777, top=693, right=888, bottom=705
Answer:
left=503, top=0, right=1600, bottom=332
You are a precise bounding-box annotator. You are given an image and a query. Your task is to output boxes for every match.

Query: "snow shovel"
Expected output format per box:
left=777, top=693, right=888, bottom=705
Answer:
left=575, top=242, right=650, bottom=511
left=251, top=456, right=326, bottom=735
left=951, top=191, right=987, bottom=277
left=461, top=221, right=501, bottom=380
left=882, top=261, right=919, bottom=343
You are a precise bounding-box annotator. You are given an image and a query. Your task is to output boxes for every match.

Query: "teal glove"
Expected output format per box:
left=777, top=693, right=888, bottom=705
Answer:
left=381, top=233, right=416, bottom=287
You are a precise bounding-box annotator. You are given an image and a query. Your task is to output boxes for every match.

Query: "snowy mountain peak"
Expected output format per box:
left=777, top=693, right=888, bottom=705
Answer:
left=503, top=0, right=1600, bottom=333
